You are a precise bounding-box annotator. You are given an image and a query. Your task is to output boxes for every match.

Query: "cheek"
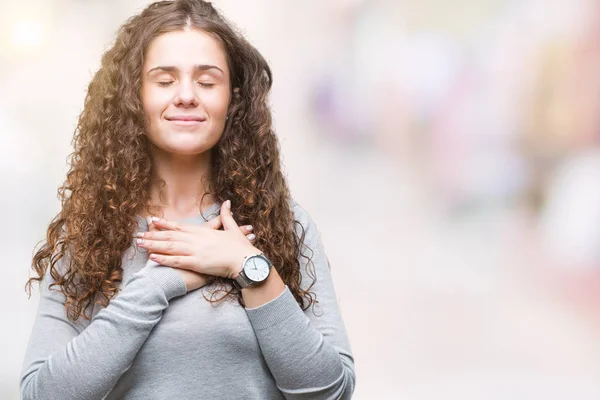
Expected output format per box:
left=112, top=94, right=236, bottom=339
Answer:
left=205, top=89, right=231, bottom=119
left=142, top=87, right=168, bottom=121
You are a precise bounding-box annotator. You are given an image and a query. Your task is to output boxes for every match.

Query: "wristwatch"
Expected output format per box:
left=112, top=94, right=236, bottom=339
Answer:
left=232, top=253, right=273, bottom=289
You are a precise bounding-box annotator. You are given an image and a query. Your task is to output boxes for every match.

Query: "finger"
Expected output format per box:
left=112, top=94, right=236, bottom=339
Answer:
left=145, top=216, right=160, bottom=260
left=149, top=217, right=184, bottom=232
left=239, top=224, right=253, bottom=235
left=204, top=214, right=223, bottom=230
left=146, top=216, right=160, bottom=233
left=149, top=253, right=196, bottom=270
left=138, top=229, right=190, bottom=243
left=137, top=238, right=191, bottom=255
left=220, top=200, right=240, bottom=232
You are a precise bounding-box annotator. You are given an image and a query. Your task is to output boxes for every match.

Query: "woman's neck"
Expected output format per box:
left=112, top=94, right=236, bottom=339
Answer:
left=143, top=146, right=216, bottom=220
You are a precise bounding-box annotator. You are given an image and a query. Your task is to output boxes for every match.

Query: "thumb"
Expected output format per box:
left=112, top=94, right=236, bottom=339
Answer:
left=204, top=214, right=223, bottom=230
left=220, top=200, right=239, bottom=231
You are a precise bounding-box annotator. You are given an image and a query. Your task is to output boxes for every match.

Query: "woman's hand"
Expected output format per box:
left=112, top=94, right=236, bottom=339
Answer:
left=137, top=200, right=260, bottom=279
left=145, top=214, right=208, bottom=292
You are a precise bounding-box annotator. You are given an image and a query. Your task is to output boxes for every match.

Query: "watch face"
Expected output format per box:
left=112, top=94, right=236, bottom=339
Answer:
left=244, top=256, right=270, bottom=282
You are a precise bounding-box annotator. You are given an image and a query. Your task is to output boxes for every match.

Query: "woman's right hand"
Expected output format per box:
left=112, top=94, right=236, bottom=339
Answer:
left=147, top=216, right=208, bottom=292
left=146, top=213, right=255, bottom=293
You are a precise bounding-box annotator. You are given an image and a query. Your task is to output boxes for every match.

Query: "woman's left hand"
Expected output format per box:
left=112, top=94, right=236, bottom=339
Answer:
left=136, top=200, right=261, bottom=278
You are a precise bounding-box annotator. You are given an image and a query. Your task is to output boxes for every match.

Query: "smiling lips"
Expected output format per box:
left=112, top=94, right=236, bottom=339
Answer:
left=166, top=115, right=206, bottom=126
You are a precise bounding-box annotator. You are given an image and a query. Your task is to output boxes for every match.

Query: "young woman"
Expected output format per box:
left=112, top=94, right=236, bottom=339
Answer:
left=20, top=1, right=355, bottom=399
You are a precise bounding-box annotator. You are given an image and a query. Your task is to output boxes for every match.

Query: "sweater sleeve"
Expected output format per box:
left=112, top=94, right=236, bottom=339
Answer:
left=20, top=258, right=187, bottom=400
left=245, top=202, right=356, bottom=399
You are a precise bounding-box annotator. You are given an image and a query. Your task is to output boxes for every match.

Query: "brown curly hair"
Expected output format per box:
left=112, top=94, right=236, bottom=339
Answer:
left=26, top=0, right=317, bottom=321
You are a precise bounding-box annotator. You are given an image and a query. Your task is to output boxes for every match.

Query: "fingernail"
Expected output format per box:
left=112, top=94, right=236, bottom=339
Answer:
left=246, top=225, right=253, bottom=231
left=151, top=216, right=161, bottom=222
left=135, top=232, right=144, bottom=238
left=146, top=216, right=152, bottom=225
left=247, top=233, right=256, bottom=241
left=136, top=238, right=144, bottom=245
left=226, top=200, right=231, bottom=209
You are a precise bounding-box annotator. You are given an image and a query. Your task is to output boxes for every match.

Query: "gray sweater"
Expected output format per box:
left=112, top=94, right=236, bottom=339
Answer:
left=20, top=201, right=355, bottom=399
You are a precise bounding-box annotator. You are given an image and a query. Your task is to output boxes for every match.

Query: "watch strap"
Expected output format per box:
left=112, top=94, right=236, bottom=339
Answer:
left=233, top=269, right=253, bottom=289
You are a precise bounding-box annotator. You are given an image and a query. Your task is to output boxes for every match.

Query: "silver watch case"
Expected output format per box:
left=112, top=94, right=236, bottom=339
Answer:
left=233, top=253, right=272, bottom=289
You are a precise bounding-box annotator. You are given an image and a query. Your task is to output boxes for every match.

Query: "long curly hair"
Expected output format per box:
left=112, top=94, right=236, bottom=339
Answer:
left=26, top=0, right=317, bottom=321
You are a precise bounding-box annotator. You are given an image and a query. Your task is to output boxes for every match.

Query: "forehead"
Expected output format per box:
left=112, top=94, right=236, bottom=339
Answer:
left=144, top=29, right=229, bottom=75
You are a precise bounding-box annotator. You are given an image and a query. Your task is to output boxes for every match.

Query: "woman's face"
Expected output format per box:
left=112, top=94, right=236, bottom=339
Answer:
left=141, top=28, right=231, bottom=156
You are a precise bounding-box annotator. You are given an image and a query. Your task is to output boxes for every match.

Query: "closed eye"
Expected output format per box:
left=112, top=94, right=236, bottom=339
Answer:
left=156, top=81, right=214, bottom=88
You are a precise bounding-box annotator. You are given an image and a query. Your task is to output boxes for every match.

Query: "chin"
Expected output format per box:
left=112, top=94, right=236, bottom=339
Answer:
left=163, top=144, right=211, bottom=155
left=160, top=136, right=219, bottom=155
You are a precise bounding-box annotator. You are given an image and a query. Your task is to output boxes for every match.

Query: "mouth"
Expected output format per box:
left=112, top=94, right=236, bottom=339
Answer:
left=165, top=115, right=207, bottom=126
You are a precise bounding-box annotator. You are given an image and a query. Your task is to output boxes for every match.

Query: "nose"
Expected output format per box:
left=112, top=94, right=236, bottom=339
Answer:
left=174, top=79, right=199, bottom=107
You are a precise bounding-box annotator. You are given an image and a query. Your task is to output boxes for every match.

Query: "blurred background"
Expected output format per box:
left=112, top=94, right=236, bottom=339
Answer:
left=2, top=0, right=600, bottom=398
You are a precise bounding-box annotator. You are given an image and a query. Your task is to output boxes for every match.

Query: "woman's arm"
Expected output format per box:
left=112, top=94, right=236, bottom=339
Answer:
left=20, top=259, right=188, bottom=400
left=243, top=202, right=356, bottom=399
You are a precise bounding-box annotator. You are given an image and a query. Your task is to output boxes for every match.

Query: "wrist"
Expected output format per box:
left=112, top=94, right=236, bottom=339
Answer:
left=229, top=264, right=242, bottom=280
left=229, top=246, right=261, bottom=279
left=241, top=267, right=286, bottom=308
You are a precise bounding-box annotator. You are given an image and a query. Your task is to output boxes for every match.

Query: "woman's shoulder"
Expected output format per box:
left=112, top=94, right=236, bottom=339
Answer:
left=289, top=198, right=307, bottom=217
left=288, top=199, right=312, bottom=226
left=288, top=199, right=323, bottom=244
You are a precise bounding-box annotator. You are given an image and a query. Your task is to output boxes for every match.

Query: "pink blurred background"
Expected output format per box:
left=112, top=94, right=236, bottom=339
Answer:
left=2, top=0, right=600, bottom=398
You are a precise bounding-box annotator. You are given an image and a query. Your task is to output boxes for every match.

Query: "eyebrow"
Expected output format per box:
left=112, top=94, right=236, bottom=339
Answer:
left=146, top=64, right=224, bottom=76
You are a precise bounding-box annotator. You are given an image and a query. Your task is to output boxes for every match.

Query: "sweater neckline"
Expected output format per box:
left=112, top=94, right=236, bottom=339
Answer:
left=135, top=202, right=221, bottom=230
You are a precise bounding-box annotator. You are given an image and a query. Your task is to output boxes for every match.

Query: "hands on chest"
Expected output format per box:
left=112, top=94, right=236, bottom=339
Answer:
left=136, top=200, right=260, bottom=292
